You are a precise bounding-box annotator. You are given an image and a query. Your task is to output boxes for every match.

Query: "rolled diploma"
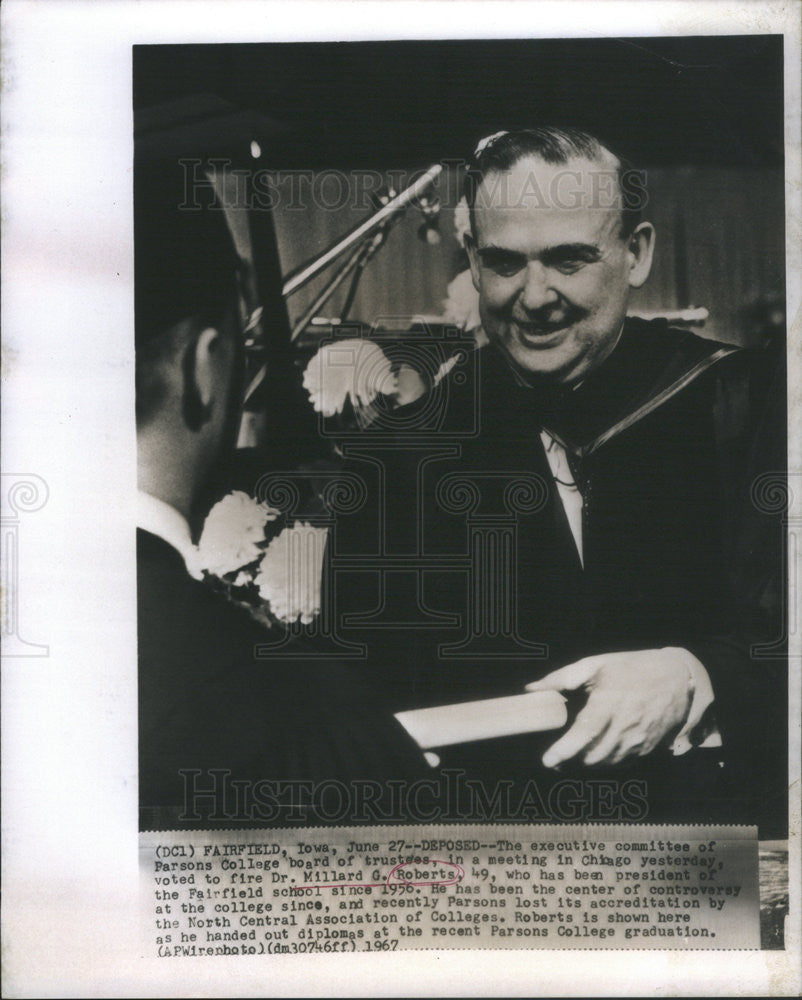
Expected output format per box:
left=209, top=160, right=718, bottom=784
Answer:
left=395, top=690, right=567, bottom=750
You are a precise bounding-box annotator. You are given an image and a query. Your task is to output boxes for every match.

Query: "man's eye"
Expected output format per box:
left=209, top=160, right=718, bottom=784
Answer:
left=553, top=259, right=585, bottom=275
left=483, top=257, right=524, bottom=277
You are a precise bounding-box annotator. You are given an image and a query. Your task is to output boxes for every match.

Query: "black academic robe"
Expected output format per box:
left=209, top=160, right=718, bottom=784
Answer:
left=137, top=528, right=428, bottom=829
left=335, top=319, right=787, bottom=834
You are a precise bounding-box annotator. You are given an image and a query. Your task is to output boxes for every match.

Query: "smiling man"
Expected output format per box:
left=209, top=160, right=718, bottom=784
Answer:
left=451, top=127, right=786, bottom=827
left=346, top=127, right=787, bottom=831
left=465, top=130, right=653, bottom=386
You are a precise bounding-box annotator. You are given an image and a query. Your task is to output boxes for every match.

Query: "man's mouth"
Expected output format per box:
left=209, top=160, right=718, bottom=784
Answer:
left=513, top=319, right=572, bottom=343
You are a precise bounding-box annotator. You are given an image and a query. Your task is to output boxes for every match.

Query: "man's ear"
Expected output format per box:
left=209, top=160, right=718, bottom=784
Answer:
left=182, top=325, right=222, bottom=431
left=464, top=233, right=482, bottom=292
left=627, top=222, right=656, bottom=289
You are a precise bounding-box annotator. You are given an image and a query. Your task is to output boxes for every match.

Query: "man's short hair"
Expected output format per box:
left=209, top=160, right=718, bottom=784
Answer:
left=463, top=126, right=646, bottom=239
left=135, top=161, right=240, bottom=426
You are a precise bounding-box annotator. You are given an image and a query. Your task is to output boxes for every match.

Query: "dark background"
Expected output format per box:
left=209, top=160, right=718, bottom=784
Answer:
left=134, top=37, right=786, bottom=345
left=134, top=36, right=783, bottom=169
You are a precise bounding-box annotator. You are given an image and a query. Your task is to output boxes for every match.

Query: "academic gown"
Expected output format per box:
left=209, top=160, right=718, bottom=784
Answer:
left=138, top=529, right=429, bottom=829
left=335, top=319, right=787, bottom=834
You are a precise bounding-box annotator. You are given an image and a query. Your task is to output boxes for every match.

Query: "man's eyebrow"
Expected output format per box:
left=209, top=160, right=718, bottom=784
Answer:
left=541, top=243, right=602, bottom=263
left=476, top=244, right=525, bottom=259
left=478, top=243, right=524, bottom=257
left=476, top=242, right=602, bottom=262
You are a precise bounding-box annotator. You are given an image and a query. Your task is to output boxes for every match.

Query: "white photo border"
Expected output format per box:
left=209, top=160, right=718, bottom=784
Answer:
left=2, top=1, right=800, bottom=996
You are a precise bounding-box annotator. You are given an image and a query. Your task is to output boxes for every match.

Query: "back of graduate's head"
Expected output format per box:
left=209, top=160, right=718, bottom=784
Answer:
left=135, top=161, right=248, bottom=519
left=134, top=161, right=241, bottom=432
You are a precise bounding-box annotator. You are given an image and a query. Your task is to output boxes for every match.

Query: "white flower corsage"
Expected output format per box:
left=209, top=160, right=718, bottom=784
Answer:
left=195, top=491, right=328, bottom=627
left=302, top=339, right=396, bottom=417
left=196, top=490, right=279, bottom=577
left=254, top=522, right=328, bottom=626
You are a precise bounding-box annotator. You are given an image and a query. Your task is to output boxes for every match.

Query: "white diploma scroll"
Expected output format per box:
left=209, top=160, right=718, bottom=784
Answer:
left=395, top=690, right=568, bottom=750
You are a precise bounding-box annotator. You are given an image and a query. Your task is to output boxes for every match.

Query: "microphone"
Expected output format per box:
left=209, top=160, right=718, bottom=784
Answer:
left=418, top=218, right=441, bottom=245
left=370, top=184, right=440, bottom=244
left=283, top=165, right=444, bottom=299
left=415, top=192, right=441, bottom=245
left=369, top=185, right=398, bottom=208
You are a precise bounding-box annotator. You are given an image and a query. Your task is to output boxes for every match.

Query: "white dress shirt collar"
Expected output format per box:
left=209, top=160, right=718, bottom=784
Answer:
left=137, top=490, right=202, bottom=579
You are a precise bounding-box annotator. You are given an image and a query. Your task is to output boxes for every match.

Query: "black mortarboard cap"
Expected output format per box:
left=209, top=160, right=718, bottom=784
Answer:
left=134, top=157, right=239, bottom=349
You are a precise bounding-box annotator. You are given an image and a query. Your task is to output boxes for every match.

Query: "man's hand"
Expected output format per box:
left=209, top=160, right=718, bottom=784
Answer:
left=526, top=648, right=695, bottom=768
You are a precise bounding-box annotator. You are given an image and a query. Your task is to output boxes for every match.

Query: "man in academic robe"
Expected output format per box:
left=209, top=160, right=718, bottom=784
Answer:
left=339, top=128, right=786, bottom=834
left=135, top=162, right=427, bottom=830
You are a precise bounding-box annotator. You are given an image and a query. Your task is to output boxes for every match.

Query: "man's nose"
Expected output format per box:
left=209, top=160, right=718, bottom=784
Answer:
left=519, top=261, right=558, bottom=312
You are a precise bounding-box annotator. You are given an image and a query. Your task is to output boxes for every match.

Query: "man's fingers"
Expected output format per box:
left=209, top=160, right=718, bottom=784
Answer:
left=534, top=659, right=616, bottom=766
left=526, top=656, right=608, bottom=694
left=583, top=732, right=623, bottom=766
left=542, top=707, right=610, bottom=768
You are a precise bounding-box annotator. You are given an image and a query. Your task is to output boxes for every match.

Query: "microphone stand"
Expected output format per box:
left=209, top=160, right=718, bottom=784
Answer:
left=281, top=163, right=442, bottom=299
left=288, top=218, right=391, bottom=342
left=243, top=163, right=443, bottom=404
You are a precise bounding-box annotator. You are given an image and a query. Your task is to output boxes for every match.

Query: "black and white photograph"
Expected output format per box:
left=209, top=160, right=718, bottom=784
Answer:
left=135, top=36, right=787, bottom=830
left=3, top=2, right=800, bottom=995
